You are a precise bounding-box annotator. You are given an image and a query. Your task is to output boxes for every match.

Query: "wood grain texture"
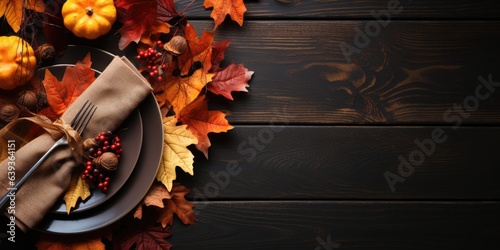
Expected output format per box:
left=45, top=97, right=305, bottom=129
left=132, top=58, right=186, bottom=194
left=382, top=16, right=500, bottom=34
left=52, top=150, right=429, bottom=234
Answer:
left=167, top=201, right=500, bottom=249
left=182, top=0, right=500, bottom=20
left=177, top=126, right=500, bottom=200
left=182, top=20, right=500, bottom=125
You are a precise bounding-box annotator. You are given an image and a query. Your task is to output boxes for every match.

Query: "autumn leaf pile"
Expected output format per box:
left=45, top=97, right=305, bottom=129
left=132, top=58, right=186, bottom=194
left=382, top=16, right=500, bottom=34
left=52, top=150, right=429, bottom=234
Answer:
left=0, top=0, right=252, bottom=249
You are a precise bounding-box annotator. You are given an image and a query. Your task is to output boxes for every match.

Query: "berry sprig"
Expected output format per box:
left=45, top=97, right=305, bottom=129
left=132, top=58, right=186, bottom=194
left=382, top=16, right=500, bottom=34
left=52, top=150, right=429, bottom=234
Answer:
left=82, top=131, right=122, bottom=192
left=136, top=36, right=187, bottom=82
left=136, top=40, right=168, bottom=82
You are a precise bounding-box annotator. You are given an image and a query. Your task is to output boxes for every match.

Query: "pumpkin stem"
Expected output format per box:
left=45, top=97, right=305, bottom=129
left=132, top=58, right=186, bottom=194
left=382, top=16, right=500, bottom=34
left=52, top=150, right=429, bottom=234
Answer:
left=85, top=7, right=94, bottom=16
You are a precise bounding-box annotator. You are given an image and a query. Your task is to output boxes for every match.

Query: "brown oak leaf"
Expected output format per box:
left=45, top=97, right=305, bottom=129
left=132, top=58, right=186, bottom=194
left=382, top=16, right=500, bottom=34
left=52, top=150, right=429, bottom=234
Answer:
left=178, top=96, right=233, bottom=158
left=158, top=183, right=195, bottom=227
left=42, top=53, right=95, bottom=116
left=208, top=63, right=253, bottom=100
left=203, top=0, right=247, bottom=29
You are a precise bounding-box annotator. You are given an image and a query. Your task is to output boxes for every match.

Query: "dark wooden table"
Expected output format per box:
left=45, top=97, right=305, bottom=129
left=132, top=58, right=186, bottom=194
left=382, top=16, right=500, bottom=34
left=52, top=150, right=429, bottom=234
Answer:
left=165, top=1, right=500, bottom=249
left=2, top=1, right=500, bottom=249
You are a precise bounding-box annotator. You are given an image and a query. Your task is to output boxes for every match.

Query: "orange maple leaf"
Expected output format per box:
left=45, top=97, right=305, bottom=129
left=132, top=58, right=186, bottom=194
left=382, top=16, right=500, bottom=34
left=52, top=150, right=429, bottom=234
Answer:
left=158, top=183, right=195, bottom=227
left=177, top=23, right=214, bottom=75
left=156, top=68, right=215, bottom=116
left=36, top=230, right=110, bottom=250
left=0, top=0, right=45, bottom=32
left=42, top=53, right=95, bottom=116
left=179, top=95, right=233, bottom=158
left=203, top=0, right=247, bottom=29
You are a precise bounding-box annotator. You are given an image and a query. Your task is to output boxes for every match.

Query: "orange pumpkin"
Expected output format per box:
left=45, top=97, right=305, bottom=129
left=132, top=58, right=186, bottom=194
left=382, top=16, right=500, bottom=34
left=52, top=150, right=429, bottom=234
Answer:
left=0, top=36, right=37, bottom=90
left=62, top=0, right=117, bottom=40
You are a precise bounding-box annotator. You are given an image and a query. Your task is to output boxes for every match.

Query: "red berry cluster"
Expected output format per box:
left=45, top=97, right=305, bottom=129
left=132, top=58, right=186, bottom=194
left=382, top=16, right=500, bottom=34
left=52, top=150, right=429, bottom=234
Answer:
left=81, top=131, right=122, bottom=192
left=136, top=41, right=168, bottom=81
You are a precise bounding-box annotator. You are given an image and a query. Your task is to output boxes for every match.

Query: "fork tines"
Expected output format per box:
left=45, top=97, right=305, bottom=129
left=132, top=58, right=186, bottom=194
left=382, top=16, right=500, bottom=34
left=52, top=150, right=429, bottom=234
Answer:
left=71, top=100, right=97, bottom=134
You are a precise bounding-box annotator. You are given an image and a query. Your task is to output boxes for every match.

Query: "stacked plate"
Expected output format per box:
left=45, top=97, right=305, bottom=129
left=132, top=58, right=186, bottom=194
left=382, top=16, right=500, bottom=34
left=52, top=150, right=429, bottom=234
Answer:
left=35, top=46, right=163, bottom=234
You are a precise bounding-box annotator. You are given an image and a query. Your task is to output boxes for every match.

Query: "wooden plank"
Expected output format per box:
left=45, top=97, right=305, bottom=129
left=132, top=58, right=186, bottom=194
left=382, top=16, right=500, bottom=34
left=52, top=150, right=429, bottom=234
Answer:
left=167, top=201, right=500, bottom=249
left=182, top=0, right=500, bottom=19
left=183, top=20, right=500, bottom=124
left=177, top=126, right=500, bottom=200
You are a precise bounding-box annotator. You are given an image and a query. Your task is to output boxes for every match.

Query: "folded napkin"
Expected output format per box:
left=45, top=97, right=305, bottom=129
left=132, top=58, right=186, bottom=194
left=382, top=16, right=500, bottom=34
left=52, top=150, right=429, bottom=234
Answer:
left=0, top=56, right=152, bottom=231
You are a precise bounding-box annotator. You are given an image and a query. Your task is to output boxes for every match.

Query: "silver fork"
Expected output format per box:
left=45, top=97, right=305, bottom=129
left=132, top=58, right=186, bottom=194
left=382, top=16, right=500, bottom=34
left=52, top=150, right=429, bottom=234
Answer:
left=0, top=100, right=97, bottom=208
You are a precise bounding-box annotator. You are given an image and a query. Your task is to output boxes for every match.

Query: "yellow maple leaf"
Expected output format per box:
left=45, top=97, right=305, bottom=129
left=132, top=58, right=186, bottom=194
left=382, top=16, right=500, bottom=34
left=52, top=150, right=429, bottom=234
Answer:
left=156, top=116, right=198, bottom=191
left=0, top=0, right=46, bottom=33
left=157, top=68, right=215, bottom=116
left=63, top=173, right=91, bottom=214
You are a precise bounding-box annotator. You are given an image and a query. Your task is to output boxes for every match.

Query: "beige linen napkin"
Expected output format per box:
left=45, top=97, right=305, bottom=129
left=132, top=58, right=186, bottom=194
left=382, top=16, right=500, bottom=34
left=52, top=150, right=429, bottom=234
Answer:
left=0, top=56, right=152, bottom=231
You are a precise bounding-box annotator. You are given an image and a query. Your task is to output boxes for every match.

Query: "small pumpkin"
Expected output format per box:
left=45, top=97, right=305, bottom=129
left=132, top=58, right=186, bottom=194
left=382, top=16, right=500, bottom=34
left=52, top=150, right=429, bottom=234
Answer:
left=62, top=0, right=117, bottom=40
left=0, top=36, right=37, bottom=90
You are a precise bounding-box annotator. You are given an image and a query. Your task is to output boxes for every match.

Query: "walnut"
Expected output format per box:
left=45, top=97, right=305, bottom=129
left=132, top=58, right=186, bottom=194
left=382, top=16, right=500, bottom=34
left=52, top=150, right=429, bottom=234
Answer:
left=37, top=91, right=49, bottom=109
left=163, top=36, right=187, bottom=56
left=17, top=91, right=38, bottom=111
left=94, top=152, right=119, bottom=171
left=35, top=44, right=56, bottom=63
left=0, top=104, right=20, bottom=124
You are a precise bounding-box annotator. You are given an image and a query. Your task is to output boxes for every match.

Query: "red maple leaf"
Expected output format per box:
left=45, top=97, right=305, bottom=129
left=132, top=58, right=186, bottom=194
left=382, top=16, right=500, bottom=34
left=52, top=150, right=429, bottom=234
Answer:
left=208, top=63, right=253, bottom=100
left=115, top=0, right=180, bottom=49
left=178, top=96, right=233, bottom=158
left=210, top=39, right=231, bottom=72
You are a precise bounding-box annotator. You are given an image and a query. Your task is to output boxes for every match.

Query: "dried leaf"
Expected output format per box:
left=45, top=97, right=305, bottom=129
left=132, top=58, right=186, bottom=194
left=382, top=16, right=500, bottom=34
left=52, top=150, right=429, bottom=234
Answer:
left=134, top=182, right=173, bottom=219
left=36, top=229, right=111, bottom=250
left=210, top=39, right=231, bottom=72
left=63, top=173, right=91, bottom=214
left=177, top=24, right=214, bottom=75
left=156, top=116, right=198, bottom=191
left=0, top=0, right=45, bottom=32
left=117, top=225, right=172, bottom=250
left=179, top=96, right=233, bottom=158
left=157, top=68, right=215, bottom=116
left=208, top=63, right=253, bottom=100
left=115, top=0, right=176, bottom=49
left=43, top=53, right=95, bottom=116
left=203, top=0, right=247, bottom=29
left=158, top=184, right=195, bottom=227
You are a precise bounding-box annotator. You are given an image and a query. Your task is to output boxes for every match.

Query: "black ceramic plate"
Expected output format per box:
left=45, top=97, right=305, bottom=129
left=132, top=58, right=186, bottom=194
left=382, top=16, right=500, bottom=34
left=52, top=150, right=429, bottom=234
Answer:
left=36, top=94, right=162, bottom=233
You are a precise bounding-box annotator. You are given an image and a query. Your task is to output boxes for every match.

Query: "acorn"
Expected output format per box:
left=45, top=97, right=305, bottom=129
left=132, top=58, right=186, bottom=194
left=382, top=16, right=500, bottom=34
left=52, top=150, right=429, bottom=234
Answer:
left=94, top=152, right=119, bottom=171
left=163, top=35, right=187, bottom=56
left=17, top=91, right=38, bottom=111
left=0, top=104, right=20, bottom=124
